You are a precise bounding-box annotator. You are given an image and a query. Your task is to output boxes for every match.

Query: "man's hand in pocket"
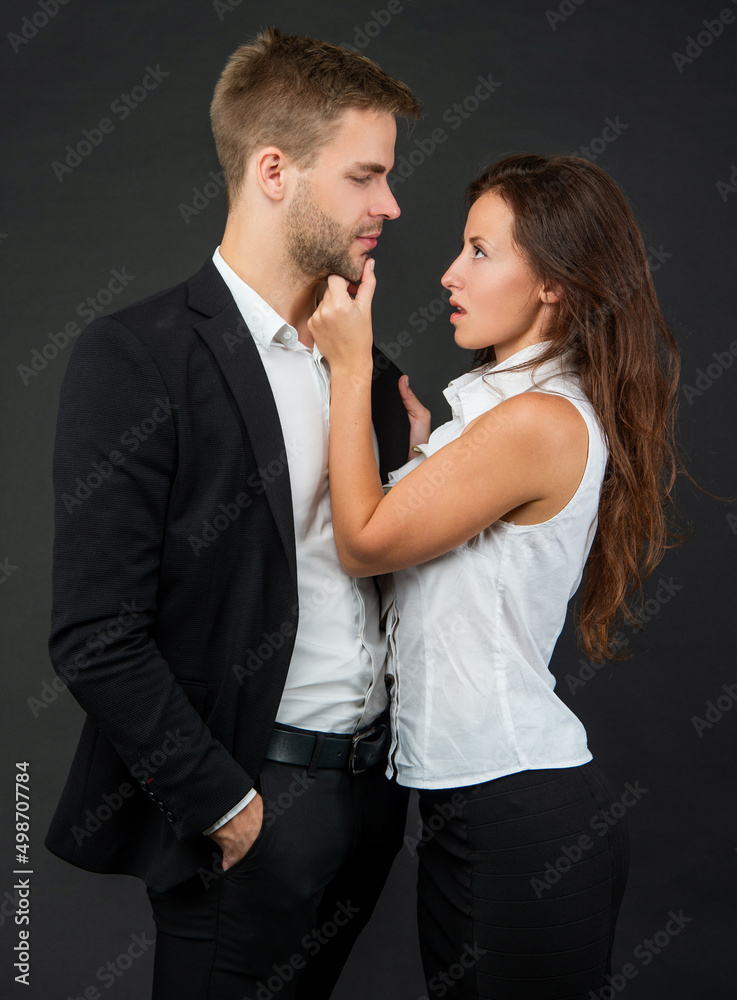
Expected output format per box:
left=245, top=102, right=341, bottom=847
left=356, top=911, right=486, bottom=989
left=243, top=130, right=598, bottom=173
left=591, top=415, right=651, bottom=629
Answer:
left=208, top=792, right=264, bottom=871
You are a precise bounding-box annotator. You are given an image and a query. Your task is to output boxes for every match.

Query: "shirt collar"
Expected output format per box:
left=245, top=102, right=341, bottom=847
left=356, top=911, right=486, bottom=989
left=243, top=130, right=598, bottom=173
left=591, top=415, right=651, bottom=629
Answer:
left=442, top=339, right=576, bottom=424
left=211, top=246, right=305, bottom=352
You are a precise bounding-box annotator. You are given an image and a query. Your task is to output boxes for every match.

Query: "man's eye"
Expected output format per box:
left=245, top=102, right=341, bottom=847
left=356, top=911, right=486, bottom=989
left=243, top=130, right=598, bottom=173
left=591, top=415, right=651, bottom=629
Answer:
left=351, top=176, right=371, bottom=184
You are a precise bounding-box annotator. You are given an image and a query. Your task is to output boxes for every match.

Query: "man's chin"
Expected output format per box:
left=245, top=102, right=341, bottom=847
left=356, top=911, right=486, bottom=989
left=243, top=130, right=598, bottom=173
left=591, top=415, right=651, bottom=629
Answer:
left=308, top=251, right=364, bottom=286
left=345, top=258, right=367, bottom=284
left=324, top=266, right=364, bottom=285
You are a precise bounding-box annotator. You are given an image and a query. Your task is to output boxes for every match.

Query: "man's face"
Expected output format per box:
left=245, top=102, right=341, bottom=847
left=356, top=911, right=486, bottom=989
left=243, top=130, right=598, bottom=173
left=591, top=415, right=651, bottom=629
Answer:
left=284, top=108, right=400, bottom=284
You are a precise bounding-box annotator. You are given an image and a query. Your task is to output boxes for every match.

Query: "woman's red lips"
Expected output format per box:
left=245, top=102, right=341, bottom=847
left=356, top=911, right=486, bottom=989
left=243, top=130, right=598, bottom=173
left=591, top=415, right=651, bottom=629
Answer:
left=449, top=299, right=467, bottom=320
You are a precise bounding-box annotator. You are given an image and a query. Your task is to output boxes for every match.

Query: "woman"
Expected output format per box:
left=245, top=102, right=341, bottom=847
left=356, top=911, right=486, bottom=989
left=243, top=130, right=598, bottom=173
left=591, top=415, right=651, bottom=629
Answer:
left=307, top=154, right=683, bottom=999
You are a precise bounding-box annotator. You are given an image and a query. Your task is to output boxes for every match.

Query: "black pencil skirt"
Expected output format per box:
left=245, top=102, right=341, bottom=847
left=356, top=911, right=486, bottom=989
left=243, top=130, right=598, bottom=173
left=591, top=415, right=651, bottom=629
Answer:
left=416, top=760, right=630, bottom=1000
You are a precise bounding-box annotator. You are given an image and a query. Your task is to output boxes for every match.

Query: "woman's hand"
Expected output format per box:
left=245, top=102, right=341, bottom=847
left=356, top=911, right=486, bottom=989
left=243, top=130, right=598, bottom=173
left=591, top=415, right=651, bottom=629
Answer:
left=398, top=374, right=432, bottom=460
left=307, top=257, right=376, bottom=377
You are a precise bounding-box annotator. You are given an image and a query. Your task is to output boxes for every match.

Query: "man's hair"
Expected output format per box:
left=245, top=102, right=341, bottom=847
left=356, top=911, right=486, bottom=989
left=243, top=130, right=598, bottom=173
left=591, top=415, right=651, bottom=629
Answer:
left=210, top=25, right=422, bottom=207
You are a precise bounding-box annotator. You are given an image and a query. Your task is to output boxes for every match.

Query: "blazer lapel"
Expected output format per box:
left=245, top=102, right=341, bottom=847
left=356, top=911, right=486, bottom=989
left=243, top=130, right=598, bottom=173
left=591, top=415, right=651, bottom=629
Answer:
left=188, top=259, right=297, bottom=586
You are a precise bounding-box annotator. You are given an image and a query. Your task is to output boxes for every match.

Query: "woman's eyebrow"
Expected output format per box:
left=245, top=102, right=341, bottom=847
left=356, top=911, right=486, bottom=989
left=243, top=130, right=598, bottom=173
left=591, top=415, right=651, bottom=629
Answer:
left=466, top=235, right=498, bottom=249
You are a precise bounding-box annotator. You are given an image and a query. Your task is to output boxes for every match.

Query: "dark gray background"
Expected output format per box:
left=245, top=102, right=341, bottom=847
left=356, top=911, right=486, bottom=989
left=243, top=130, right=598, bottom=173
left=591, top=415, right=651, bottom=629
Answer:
left=2, top=1, right=736, bottom=997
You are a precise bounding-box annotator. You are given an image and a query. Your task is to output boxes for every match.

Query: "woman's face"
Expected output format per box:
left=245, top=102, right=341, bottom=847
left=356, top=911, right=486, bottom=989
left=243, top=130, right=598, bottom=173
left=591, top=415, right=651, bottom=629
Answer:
left=441, top=190, right=559, bottom=363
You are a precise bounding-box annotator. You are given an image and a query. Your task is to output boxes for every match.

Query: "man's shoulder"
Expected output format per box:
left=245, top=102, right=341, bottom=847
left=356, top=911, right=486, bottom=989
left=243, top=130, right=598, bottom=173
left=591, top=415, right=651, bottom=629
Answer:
left=60, top=258, right=224, bottom=387
left=110, top=271, right=192, bottom=335
left=89, top=256, right=223, bottom=362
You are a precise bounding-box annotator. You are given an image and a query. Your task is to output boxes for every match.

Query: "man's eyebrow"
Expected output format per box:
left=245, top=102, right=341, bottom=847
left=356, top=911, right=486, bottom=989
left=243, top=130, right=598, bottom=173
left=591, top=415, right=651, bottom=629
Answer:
left=346, top=161, right=387, bottom=174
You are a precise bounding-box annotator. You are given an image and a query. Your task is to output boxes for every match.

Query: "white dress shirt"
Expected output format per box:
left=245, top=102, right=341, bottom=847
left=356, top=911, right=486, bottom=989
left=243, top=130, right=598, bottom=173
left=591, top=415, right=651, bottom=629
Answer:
left=381, top=340, right=609, bottom=789
left=203, top=246, right=389, bottom=834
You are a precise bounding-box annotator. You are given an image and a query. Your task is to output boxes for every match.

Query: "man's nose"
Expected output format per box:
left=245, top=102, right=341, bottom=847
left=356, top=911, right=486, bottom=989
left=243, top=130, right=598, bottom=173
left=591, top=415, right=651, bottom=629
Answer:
left=371, top=181, right=401, bottom=220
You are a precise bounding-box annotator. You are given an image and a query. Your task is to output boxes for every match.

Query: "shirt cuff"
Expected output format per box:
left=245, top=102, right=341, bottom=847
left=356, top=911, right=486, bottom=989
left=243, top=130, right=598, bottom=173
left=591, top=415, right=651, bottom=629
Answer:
left=383, top=449, right=428, bottom=492
left=202, top=787, right=257, bottom=835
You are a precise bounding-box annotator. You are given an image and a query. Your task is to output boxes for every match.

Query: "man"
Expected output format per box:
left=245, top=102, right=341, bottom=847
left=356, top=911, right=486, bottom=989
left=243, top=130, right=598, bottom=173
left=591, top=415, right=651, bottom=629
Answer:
left=45, top=26, right=425, bottom=998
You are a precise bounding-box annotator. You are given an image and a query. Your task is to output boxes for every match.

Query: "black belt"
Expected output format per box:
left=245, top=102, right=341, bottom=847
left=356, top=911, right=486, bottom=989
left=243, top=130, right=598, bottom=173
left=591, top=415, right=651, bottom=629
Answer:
left=264, top=712, right=390, bottom=775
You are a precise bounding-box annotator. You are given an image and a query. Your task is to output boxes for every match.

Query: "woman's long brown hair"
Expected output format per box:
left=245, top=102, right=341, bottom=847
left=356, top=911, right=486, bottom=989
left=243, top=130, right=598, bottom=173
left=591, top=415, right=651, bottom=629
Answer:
left=467, top=154, right=687, bottom=662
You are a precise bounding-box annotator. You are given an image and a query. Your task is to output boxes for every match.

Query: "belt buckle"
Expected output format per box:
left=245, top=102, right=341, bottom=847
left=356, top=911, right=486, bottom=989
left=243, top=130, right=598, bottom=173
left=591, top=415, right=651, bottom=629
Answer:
left=348, top=725, right=377, bottom=775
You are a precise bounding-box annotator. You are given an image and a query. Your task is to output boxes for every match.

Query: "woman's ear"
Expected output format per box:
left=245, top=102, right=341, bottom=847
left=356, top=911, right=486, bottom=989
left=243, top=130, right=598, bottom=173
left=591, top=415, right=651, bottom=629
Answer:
left=540, top=283, right=563, bottom=304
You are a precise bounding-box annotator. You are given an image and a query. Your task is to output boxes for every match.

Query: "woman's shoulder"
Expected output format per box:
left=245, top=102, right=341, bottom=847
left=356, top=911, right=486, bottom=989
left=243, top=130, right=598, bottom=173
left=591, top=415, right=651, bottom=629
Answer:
left=462, top=389, right=590, bottom=449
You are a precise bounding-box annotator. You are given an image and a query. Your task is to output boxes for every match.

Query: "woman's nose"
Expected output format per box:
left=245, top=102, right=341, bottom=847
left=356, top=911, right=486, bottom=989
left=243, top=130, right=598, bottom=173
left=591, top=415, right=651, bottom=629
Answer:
left=441, top=259, right=463, bottom=291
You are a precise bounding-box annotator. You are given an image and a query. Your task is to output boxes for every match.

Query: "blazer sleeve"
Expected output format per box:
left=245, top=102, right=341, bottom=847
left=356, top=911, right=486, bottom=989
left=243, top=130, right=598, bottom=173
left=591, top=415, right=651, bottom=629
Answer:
left=48, top=316, right=255, bottom=841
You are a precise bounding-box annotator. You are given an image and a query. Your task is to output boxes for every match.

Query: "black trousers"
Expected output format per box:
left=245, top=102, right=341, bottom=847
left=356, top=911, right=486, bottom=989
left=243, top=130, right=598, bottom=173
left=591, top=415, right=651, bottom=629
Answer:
left=416, top=760, right=630, bottom=1000
left=145, top=754, right=409, bottom=999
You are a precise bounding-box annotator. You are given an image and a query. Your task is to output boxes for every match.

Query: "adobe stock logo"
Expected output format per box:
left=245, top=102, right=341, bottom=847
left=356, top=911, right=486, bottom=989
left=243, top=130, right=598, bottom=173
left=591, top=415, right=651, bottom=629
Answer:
left=340, top=0, right=410, bottom=49
left=7, top=0, right=72, bottom=54
left=671, top=5, right=737, bottom=72
left=179, top=170, right=226, bottom=224
left=51, top=66, right=169, bottom=181
left=716, top=163, right=737, bottom=201
left=17, top=267, right=136, bottom=385
left=691, top=683, right=737, bottom=738
left=681, top=340, right=737, bottom=404
left=388, top=74, right=501, bottom=190
left=546, top=0, right=587, bottom=31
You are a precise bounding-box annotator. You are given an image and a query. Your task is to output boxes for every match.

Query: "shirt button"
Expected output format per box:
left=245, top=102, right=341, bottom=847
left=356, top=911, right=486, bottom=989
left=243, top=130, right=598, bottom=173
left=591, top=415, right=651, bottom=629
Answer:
left=283, top=330, right=293, bottom=341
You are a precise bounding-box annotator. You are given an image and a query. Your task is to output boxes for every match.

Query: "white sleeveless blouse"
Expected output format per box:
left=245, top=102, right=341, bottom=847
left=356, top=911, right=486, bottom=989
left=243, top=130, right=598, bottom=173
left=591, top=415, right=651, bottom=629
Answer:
left=381, top=339, right=609, bottom=789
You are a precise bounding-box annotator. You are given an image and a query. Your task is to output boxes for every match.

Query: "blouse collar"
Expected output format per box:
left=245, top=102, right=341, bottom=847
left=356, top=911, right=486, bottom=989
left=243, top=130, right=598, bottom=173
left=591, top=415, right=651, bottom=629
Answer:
left=442, top=339, right=577, bottom=425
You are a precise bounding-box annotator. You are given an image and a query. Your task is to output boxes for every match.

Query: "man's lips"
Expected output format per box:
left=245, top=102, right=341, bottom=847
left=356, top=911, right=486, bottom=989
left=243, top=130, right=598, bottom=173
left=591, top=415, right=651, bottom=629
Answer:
left=355, top=235, right=379, bottom=250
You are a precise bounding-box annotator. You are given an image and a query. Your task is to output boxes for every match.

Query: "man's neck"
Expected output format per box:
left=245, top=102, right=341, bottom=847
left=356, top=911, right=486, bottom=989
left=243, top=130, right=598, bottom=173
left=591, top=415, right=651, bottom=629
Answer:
left=219, top=220, right=318, bottom=348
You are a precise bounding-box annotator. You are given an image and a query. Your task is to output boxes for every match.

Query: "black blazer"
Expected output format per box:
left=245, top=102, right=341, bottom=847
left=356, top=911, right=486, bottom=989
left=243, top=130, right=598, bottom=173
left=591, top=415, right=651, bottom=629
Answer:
left=45, top=257, right=409, bottom=892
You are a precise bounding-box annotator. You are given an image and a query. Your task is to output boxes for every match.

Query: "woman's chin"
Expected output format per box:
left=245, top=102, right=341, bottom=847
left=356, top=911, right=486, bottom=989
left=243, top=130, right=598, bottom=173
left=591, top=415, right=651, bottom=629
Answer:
left=454, top=328, right=489, bottom=352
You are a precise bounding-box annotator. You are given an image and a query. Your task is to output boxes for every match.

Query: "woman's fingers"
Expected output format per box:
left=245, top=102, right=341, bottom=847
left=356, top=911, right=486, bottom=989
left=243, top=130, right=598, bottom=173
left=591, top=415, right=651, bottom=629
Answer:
left=355, top=256, right=376, bottom=307
left=323, top=258, right=375, bottom=309
left=314, top=258, right=376, bottom=314
left=399, top=375, right=430, bottom=416
left=311, top=259, right=375, bottom=331
left=326, top=273, right=350, bottom=299
left=307, top=259, right=376, bottom=366
left=398, top=375, right=432, bottom=449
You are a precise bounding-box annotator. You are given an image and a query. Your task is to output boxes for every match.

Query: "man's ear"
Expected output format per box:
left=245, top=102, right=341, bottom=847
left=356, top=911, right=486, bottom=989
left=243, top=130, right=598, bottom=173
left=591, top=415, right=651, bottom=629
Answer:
left=253, top=147, right=290, bottom=201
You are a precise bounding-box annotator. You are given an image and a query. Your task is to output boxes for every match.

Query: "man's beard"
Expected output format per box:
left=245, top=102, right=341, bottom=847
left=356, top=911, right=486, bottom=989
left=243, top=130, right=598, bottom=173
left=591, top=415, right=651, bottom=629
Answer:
left=284, top=175, right=368, bottom=284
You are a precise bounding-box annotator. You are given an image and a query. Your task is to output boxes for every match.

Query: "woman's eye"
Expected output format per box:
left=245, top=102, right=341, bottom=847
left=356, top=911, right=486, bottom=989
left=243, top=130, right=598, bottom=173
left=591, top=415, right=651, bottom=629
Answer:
left=351, top=176, right=371, bottom=185
left=471, top=245, right=485, bottom=258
